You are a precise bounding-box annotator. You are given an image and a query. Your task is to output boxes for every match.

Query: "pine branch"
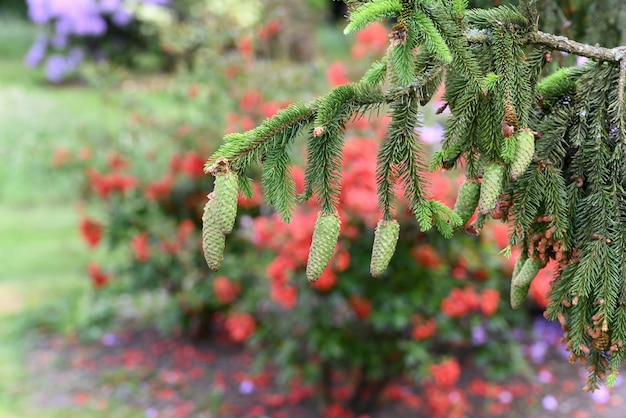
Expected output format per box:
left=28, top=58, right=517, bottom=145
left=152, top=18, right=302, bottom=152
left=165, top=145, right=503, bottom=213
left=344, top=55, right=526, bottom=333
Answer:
left=467, top=30, right=626, bottom=63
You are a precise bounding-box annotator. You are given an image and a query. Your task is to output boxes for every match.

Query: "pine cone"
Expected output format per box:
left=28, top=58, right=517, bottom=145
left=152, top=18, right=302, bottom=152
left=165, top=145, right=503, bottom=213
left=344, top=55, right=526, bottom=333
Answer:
left=510, top=257, right=542, bottom=309
left=214, top=171, right=239, bottom=234
left=479, top=163, right=505, bottom=214
left=510, top=129, right=535, bottom=179
left=370, top=219, right=400, bottom=277
left=202, top=195, right=226, bottom=270
left=453, top=179, right=480, bottom=226
left=306, top=212, right=341, bottom=282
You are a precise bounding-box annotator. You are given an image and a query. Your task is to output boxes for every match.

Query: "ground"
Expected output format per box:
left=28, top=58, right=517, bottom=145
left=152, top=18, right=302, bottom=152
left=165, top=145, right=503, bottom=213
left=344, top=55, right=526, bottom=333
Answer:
left=7, top=319, right=626, bottom=418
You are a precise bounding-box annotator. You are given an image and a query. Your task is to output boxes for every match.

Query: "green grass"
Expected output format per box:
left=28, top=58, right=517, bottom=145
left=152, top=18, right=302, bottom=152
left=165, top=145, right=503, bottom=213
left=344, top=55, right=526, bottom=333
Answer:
left=0, top=17, right=142, bottom=416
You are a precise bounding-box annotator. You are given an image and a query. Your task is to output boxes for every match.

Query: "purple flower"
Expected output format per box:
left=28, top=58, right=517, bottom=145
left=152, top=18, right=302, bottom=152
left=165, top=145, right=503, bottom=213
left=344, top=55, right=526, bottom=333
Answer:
left=45, top=54, right=68, bottom=83
left=420, top=124, right=444, bottom=144
left=542, top=395, right=558, bottom=411
left=591, top=386, right=610, bottom=404
left=27, top=0, right=51, bottom=24
left=239, top=379, right=254, bottom=394
left=24, top=35, right=48, bottom=67
left=112, top=10, right=133, bottom=26
left=100, top=0, right=122, bottom=13
left=471, top=324, right=487, bottom=346
left=526, top=341, right=548, bottom=364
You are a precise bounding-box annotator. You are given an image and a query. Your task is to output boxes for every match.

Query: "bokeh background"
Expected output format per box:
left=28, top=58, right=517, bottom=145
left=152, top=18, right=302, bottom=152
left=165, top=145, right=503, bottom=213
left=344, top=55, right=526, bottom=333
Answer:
left=1, top=1, right=625, bottom=417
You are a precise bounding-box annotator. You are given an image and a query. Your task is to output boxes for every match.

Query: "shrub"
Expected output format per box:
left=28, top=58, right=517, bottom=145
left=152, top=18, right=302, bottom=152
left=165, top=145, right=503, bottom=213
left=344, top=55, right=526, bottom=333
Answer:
left=25, top=0, right=174, bottom=82
left=239, top=129, right=531, bottom=415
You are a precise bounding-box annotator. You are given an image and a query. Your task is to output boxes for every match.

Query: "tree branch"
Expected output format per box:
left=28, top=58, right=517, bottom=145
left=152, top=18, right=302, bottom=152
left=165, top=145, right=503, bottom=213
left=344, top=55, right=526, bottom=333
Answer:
left=466, top=30, right=624, bottom=63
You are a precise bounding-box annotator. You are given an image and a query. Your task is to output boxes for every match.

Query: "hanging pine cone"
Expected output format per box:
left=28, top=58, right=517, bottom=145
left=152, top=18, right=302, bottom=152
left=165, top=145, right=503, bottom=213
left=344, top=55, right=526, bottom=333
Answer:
left=370, top=219, right=400, bottom=277
left=202, top=194, right=226, bottom=271
left=510, top=257, right=543, bottom=309
left=306, top=212, right=341, bottom=282
left=510, top=128, right=535, bottom=179
left=453, top=179, right=481, bottom=226
left=213, top=170, right=239, bottom=234
left=479, top=163, right=505, bottom=214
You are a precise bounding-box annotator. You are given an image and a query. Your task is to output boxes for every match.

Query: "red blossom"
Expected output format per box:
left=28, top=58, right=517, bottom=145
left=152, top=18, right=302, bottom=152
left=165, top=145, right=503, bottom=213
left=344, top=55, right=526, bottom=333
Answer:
left=238, top=182, right=263, bottom=209
left=212, top=276, right=241, bottom=305
left=429, top=357, right=461, bottom=387
left=145, top=175, right=173, bottom=201
left=270, top=284, right=298, bottom=309
left=411, top=316, right=437, bottom=341
left=257, top=19, right=281, bottom=40
left=311, top=269, right=337, bottom=292
left=180, top=152, right=206, bottom=178
left=52, top=146, right=71, bottom=168
left=239, top=90, right=263, bottom=112
left=169, top=154, right=183, bottom=173
left=480, top=288, right=500, bottom=316
left=441, top=287, right=480, bottom=318
left=260, top=101, right=282, bottom=119
left=107, top=152, right=130, bottom=171
left=79, top=217, right=103, bottom=249
left=529, top=260, right=556, bottom=308
left=130, top=233, right=151, bottom=262
left=326, top=62, right=350, bottom=86
left=350, top=22, right=388, bottom=59
left=411, top=245, right=441, bottom=269
left=349, top=295, right=372, bottom=319
left=332, top=248, right=351, bottom=272
left=88, top=263, right=110, bottom=288
left=238, top=34, right=254, bottom=59
left=177, top=219, right=196, bottom=242
left=225, top=312, right=256, bottom=342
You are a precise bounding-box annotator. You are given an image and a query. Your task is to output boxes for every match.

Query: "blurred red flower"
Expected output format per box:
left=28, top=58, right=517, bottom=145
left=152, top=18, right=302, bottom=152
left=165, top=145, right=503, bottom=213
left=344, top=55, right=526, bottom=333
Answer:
left=79, top=217, right=103, bottom=249
left=411, top=316, right=437, bottom=341
left=52, top=146, right=71, bottom=168
left=429, top=357, right=461, bottom=387
left=131, top=233, right=151, bottom=262
left=145, top=175, right=173, bottom=201
left=88, top=263, right=110, bottom=288
left=213, top=276, right=241, bottom=305
left=411, top=244, right=441, bottom=269
left=441, top=287, right=480, bottom=318
left=349, top=295, right=372, bottom=319
left=225, top=312, right=256, bottom=342
left=480, top=288, right=500, bottom=316
left=180, top=152, right=205, bottom=178
left=270, top=284, right=298, bottom=309
left=529, top=260, right=556, bottom=308
left=327, top=62, right=350, bottom=87
left=311, top=269, right=337, bottom=292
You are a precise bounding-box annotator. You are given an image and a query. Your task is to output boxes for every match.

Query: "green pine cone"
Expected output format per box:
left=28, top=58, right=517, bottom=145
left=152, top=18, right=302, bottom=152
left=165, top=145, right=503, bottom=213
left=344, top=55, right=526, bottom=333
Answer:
left=214, top=171, right=239, bottom=234
left=510, top=129, right=535, bottom=179
left=306, top=212, right=341, bottom=282
left=370, top=219, right=400, bottom=277
left=510, top=257, right=543, bottom=309
left=202, top=195, right=226, bottom=271
left=479, top=163, right=505, bottom=214
left=453, top=179, right=481, bottom=226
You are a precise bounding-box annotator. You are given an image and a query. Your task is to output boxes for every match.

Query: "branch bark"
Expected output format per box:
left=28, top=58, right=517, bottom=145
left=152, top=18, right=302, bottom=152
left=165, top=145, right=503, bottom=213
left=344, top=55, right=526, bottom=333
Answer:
left=466, top=30, right=625, bottom=63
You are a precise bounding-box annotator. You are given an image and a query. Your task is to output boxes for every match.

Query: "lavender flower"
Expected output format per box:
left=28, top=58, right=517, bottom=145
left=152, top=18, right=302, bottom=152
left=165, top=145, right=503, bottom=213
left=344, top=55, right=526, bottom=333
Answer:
left=45, top=54, right=68, bottom=83
left=24, top=35, right=48, bottom=68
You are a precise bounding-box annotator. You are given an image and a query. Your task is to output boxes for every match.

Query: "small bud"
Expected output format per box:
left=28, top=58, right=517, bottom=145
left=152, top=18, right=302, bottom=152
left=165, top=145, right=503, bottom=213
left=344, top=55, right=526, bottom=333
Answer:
left=501, top=121, right=514, bottom=138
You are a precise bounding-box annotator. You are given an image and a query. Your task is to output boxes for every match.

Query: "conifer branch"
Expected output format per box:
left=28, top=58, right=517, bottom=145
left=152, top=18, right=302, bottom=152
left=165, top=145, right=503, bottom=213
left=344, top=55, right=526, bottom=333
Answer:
left=466, top=30, right=626, bottom=63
